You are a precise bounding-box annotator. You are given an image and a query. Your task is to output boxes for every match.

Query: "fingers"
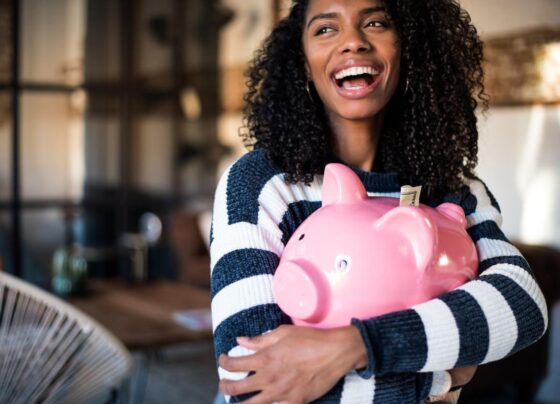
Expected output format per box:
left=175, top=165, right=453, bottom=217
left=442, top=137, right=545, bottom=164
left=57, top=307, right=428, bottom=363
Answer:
left=223, top=374, right=305, bottom=404
left=237, top=336, right=273, bottom=350
left=218, top=355, right=298, bottom=403
left=219, top=353, right=260, bottom=373
left=219, top=374, right=263, bottom=398
left=243, top=393, right=292, bottom=404
left=218, top=369, right=291, bottom=402
left=237, top=326, right=287, bottom=350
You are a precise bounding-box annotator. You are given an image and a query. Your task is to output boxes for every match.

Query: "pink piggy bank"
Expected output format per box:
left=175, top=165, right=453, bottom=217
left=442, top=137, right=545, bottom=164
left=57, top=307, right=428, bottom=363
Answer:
left=272, top=163, right=478, bottom=328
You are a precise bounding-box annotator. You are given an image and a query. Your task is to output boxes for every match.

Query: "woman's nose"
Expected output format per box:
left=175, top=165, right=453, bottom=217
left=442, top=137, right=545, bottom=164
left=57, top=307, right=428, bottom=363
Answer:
left=338, top=28, right=372, bottom=54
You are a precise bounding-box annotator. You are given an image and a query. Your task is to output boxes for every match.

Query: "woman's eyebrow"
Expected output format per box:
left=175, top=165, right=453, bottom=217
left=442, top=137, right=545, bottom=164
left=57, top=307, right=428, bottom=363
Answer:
left=306, top=12, right=338, bottom=30
left=306, top=6, right=387, bottom=30
left=360, top=6, right=387, bottom=17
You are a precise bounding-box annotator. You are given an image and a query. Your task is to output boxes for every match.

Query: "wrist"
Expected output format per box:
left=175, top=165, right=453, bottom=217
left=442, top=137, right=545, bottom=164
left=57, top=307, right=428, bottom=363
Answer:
left=336, top=325, right=368, bottom=371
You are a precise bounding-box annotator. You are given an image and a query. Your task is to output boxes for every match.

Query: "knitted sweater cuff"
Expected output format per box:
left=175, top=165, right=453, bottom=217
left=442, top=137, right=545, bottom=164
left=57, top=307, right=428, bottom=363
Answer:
left=351, top=318, right=377, bottom=379
left=418, top=372, right=435, bottom=401
left=350, top=317, right=435, bottom=402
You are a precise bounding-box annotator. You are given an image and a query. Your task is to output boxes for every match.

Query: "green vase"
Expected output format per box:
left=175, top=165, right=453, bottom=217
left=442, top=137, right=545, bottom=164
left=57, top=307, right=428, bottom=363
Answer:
left=51, top=247, right=88, bottom=297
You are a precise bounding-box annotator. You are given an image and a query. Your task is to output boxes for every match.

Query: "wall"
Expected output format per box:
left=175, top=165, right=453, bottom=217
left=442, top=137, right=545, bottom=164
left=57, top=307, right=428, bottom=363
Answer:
left=460, top=3, right=560, bottom=402
left=461, top=0, right=560, bottom=37
left=461, top=0, right=560, bottom=248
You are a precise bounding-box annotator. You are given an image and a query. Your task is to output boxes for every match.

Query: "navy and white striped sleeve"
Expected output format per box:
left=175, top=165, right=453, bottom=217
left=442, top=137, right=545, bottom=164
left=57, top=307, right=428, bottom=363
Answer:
left=352, top=178, right=548, bottom=380
left=210, top=155, right=291, bottom=396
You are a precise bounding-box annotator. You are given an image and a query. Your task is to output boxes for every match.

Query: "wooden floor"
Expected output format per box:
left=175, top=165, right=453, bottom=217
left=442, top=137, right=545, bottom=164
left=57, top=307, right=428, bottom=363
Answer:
left=68, top=280, right=218, bottom=403
left=130, top=340, right=218, bottom=404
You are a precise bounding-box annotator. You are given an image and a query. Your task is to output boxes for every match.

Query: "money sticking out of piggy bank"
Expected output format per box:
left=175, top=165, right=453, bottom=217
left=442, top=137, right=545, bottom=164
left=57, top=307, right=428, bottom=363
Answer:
left=272, top=163, right=478, bottom=328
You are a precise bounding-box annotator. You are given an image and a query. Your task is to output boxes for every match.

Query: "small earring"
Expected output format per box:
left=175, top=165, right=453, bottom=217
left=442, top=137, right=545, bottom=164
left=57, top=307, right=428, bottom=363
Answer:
left=306, top=80, right=314, bottom=102
left=404, top=78, right=410, bottom=94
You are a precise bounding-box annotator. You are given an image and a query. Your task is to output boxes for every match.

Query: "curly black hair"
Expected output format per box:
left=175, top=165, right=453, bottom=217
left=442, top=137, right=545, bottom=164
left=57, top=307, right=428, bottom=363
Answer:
left=241, top=0, right=487, bottom=200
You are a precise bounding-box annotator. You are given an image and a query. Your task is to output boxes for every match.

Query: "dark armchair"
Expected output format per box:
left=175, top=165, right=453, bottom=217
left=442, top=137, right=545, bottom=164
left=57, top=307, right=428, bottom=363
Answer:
left=462, top=242, right=560, bottom=403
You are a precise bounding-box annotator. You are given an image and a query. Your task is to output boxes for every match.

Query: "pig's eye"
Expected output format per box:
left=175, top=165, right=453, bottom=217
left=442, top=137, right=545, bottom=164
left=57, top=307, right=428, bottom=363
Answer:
left=298, top=233, right=305, bottom=241
left=335, top=254, right=352, bottom=273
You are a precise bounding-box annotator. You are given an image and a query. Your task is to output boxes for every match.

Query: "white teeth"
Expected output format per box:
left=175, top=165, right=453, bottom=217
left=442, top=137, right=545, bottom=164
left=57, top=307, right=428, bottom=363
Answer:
left=334, top=66, right=379, bottom=80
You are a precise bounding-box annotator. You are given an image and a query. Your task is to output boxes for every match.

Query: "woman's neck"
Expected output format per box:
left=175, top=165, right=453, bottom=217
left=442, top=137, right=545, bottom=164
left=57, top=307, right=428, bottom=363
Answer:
left=329, top=114, right=383, bottom=171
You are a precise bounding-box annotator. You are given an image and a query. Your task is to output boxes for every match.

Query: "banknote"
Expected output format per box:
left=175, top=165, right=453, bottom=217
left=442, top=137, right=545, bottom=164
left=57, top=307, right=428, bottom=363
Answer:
left=400, top=185, right=422, bottom=207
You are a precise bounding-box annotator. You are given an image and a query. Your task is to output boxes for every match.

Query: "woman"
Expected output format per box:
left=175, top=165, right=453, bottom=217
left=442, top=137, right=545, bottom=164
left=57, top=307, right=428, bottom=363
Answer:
left=210, top=0, right=548, bottom=402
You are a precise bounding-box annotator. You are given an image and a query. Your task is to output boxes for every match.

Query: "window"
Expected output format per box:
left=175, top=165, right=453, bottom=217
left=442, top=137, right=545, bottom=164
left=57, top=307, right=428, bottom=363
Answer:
left=1, top=0, right=227, bottom=286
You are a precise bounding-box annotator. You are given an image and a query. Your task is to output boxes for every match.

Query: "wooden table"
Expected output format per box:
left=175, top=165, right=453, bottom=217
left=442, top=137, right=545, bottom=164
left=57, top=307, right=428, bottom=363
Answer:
left=68, top=280, right=212, bottom=351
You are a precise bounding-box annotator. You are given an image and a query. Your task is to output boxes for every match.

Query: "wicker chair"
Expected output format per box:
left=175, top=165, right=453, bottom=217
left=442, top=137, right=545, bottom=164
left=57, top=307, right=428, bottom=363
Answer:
left=0, top=271, right=131, bottom=404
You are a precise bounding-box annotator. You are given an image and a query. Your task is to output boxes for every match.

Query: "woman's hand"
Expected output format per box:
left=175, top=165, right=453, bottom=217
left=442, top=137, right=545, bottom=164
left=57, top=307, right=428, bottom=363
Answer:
left=426, top=366, right=477, bottom=403
left=218, top=324, right=367, bottom=403
left=448, top=365, right=477, bottom=388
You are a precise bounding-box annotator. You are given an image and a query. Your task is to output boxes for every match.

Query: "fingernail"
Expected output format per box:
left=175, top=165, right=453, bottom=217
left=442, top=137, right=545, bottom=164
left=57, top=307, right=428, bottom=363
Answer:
left=237, top=336, right=249, bottom=343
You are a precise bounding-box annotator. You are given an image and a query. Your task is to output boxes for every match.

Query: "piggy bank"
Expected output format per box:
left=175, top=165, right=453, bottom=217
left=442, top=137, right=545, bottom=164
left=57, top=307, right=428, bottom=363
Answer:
left=272, top=163, right=478, bottom=328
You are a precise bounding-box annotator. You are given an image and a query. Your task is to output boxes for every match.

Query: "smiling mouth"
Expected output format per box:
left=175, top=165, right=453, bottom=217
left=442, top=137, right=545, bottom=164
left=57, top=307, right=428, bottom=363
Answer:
left=333, top=66, right=380, bottom=90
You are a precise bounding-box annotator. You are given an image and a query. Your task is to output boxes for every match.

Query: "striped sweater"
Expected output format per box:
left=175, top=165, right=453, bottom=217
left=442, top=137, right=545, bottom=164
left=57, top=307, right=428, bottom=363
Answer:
left=210, top=149, right=548, bottom=403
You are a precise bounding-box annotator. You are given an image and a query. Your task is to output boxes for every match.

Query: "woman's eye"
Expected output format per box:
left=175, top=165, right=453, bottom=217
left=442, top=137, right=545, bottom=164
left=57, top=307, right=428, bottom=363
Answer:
left=365, top=20, right=388, bottom=28
left=315, top=26, right=335, bottom=36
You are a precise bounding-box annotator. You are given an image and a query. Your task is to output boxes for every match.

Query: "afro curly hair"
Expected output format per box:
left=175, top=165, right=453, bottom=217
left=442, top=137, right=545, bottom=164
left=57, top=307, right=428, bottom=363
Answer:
left=241, top=0, right=487, bottom=201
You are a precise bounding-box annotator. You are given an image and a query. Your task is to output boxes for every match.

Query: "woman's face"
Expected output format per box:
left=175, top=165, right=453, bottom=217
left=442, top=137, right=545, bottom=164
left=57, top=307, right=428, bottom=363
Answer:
left=302, top=0, right=401, bottom=123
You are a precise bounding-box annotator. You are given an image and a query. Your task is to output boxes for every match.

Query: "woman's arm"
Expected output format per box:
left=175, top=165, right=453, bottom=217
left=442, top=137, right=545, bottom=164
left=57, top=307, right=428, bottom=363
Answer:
left=212, top=152, right=358, bottom=402
left=219, top=324, right=369, bottom=403
left=219, top=177, right=543, bottom=402
left=211, top=158, right=291, bottom=401
left=212, top=152, right=436, bottom=403
left=213, top=153, right=444, bottom=403
left=351, top=178, right=548, bottom=377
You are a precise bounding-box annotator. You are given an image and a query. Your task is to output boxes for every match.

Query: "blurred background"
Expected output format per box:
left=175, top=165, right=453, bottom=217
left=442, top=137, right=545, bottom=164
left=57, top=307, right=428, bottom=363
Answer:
left=0, top=0, right=558, bottom=403
left=0, top=0, right=280, bottom=287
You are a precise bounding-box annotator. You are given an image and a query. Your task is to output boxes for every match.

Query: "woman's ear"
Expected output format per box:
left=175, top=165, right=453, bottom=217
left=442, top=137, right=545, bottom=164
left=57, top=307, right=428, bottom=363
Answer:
left=304, top=60, right=312, bottom=81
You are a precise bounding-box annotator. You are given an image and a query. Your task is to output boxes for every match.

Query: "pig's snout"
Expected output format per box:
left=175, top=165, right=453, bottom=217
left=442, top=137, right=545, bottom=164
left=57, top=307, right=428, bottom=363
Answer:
left=273, top=261, right=329, bottom=323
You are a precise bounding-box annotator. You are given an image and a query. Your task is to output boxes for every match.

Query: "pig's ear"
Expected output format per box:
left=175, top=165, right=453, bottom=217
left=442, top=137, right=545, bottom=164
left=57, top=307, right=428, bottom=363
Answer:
left=375, top=207, right=437, bottom=272
left=436, top=203, right=467, bottom=229
left=322, top=163, right=367, bottom=206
